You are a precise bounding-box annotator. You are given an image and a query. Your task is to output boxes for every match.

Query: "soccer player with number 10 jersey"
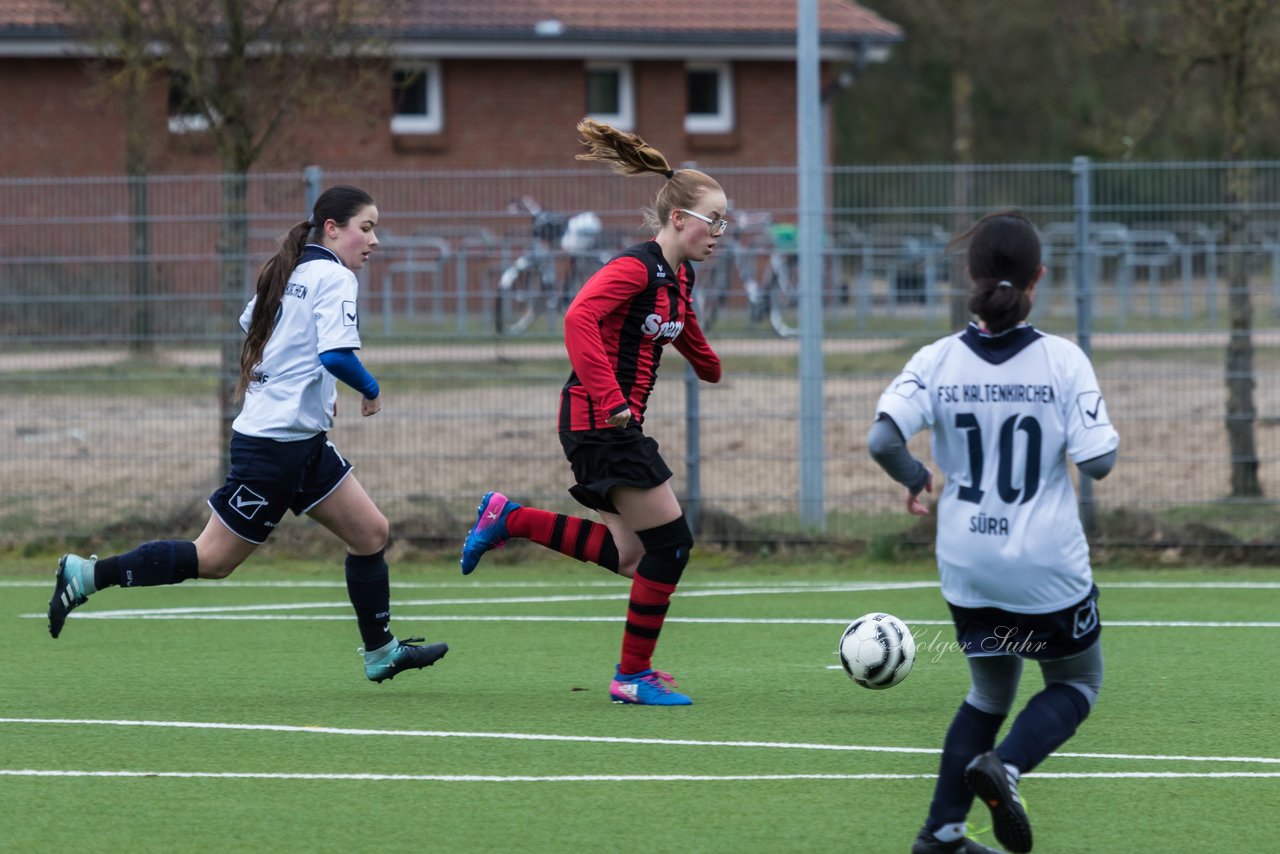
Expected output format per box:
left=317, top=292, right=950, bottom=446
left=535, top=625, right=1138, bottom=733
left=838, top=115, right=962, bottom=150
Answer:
left=870, top=211, right=1120, bottom=854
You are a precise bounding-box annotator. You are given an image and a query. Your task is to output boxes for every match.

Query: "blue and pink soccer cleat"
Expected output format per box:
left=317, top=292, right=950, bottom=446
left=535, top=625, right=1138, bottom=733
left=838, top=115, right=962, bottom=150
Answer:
left=460, top=491, right=520, bottom=575
left=609, top=665, right=693, bottom=706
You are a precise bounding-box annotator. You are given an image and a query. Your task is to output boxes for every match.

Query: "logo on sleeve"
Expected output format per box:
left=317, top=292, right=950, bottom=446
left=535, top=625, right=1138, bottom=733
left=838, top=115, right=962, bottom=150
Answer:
left=889, top=371, right=925, bottom=399
left=1076, top=391, right=1110, bottom=428
left=342, top=300, right=358, bottom=327
left=229, top=485, right=268, bottom=520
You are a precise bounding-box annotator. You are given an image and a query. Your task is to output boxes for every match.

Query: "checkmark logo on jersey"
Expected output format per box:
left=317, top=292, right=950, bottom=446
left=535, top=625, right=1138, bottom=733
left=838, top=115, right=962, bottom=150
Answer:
left=341, top=299, right=358, bottom=327
left=229, top=485, right=268, bottom=520
left=889, top=371, right=925, bottom=399
left=1076, top=391, right=1110, bottom=427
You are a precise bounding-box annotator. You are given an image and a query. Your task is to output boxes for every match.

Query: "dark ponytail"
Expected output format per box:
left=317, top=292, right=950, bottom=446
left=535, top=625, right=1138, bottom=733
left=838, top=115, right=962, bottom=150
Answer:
left=953, top=211, right=1041, bottom=334
left=236, top=185, right=374, bottom=400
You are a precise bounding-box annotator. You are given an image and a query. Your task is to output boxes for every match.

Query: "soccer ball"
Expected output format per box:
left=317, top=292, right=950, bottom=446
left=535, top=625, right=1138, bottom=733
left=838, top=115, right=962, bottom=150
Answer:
left=838, top=612, right=916, bottom=690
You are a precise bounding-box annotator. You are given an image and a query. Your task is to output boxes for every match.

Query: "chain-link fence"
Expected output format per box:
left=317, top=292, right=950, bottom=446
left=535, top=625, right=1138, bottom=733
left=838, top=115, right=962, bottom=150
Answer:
left=3, top=161, right=1278, bottom=555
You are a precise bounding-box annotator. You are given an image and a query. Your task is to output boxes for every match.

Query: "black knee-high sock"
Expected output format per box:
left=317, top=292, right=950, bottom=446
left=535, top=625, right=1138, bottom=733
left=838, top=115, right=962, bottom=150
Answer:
left=94, top=541, right=199, bottom=589
left=345, top=549, right=394, bottom=651
left=997, top=682, right=1091, bottom=774
left=925, top=702, right=1007, bottom=831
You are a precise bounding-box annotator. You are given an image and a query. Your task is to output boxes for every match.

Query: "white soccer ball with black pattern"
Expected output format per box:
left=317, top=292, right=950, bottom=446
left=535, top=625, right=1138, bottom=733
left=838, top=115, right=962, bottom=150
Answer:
left=838, top=612, right=916, bottom=690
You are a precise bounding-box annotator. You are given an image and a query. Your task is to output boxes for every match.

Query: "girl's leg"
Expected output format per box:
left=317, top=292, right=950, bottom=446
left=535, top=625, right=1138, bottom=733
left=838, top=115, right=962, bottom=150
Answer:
left=998, top=642, right=1103, bottom=772
left=308, top=474, right=446, bottom=682
left=918, top=655, right=1020, bottom=844
left=594, top=511, right=644, bottom=578
left=608, top=483, right=695, bottom=705
left=460, top=491, right=624, bottom=575
left=967, top=641, right=1103, bottom=853
left=48, top=512, right=255, bottom=638
left=307, top=473, right=392, bottom=650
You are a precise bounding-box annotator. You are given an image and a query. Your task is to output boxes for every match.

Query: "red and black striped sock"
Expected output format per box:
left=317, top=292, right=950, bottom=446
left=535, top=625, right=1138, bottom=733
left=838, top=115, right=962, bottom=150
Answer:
left=619, top=574, right=677, bottom=675
left=505, top=507, right=619, bottom=572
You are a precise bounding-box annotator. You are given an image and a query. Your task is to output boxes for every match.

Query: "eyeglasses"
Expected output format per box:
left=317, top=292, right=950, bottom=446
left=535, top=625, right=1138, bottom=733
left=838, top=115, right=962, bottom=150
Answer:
left=677, top=209, right=729, bottom=237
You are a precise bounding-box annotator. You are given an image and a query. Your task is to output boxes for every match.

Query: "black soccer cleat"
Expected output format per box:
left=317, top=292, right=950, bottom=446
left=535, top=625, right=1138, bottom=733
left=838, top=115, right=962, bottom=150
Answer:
left=965, top=750, right=1033, bottom=853
left=911, top=828, right=1002, bottom=854
left=362, top=637, right=449, bottom=683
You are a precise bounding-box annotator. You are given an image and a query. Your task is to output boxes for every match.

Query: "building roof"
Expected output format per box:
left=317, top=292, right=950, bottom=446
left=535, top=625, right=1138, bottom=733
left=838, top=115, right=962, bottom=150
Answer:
left=0, top=0, right=902, bottom=59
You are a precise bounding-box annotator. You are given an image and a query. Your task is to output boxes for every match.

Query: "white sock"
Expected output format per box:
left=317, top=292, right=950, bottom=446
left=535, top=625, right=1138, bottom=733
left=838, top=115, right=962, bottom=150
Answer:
left=363, top=637, right=397, bottom=660
left=75, top=558, right=97, bottom=596
left=934, top=823, right=966, bottom=842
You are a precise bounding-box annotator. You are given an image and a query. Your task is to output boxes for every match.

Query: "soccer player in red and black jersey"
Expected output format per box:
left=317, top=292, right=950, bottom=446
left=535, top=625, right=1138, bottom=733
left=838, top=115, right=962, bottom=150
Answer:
left=460, top=118, right=724, bottom=705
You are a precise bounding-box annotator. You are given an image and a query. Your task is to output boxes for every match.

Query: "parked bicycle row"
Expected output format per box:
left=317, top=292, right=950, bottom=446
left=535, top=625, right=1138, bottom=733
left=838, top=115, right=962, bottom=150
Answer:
left=361, top=207, right=1280, bottom=337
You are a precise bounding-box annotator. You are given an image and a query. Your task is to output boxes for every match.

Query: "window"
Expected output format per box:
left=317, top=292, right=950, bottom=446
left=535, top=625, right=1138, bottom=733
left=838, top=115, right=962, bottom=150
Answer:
left=167, top=72, right=211, bottom=134
left=684, top=62, right=734, bottom=134
left=585, top=61, right=634, bottom=131
left=391, top=62, right=443, bottom=135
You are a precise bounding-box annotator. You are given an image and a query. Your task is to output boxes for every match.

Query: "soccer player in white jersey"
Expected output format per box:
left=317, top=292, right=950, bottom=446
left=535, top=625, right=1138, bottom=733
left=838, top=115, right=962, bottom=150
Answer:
left=48, top=185, right=448, bottom=684
left=869, top=212, right=1119, bottom=854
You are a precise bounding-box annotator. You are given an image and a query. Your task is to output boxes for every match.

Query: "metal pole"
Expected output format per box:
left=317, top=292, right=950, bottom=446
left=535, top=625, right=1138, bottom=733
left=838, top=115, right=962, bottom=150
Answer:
left=684, top=362, right=703, bottom=536
left=797, top=0, right=825, bottom=529
left=1072, top=156, right=1096, bottom=532
left=303, top=165, right=323, bottom=216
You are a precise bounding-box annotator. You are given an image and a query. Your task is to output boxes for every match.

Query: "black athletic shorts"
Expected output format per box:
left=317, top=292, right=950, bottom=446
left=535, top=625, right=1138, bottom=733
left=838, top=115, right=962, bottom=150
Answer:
left=948, top=585, right=1101, bottom=661
left=558, top=426, right=673, bottom=514
left=207, top=431, right=353, bottom=544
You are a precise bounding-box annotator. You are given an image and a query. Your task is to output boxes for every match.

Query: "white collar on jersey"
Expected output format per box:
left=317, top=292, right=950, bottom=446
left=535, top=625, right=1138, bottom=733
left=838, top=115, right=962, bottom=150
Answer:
left=300, top=243, right=345, bottom=267
left=972, top=321, right=1032, bottom=339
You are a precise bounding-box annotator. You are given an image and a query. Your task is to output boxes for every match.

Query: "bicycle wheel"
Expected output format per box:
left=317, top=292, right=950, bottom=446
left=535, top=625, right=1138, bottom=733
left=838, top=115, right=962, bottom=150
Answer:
left=494, top=259, right=540, bottom=336
left=692, top=264, right=726, bottom=331
left=765, top=253, right=799, bottom=338
left=562, top=253, right=606, bottom=313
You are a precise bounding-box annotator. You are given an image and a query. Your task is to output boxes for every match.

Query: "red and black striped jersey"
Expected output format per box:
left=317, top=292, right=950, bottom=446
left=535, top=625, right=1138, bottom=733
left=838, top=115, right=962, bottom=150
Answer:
left=559, top=240, right=721, bottom=432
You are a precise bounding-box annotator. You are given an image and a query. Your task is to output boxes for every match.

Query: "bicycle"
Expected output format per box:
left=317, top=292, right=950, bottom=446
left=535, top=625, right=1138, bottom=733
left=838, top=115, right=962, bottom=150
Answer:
left=694, top=212, right=800, bottom=338
left=494, top=196, right=612, bottom=336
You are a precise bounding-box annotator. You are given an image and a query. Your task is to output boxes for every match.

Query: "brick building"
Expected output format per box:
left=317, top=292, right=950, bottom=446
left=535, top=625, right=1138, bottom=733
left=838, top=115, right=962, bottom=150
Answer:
left=0, top=0, right=901, bottom=177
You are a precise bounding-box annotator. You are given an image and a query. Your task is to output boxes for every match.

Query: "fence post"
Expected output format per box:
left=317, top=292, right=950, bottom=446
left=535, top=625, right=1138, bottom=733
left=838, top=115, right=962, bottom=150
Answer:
left=303, top=165, right=323, bottom=215
left=684, top=362, right=703, bottom=536
left=797, top=0, right=826, bottom=529
left=1072, top=156, right=1097, bottom=533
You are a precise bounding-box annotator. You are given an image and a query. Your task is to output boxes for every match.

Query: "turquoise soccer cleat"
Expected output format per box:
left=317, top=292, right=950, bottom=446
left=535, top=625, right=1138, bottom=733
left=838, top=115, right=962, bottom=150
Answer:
left=48, top=554, right=97, bottom=639
left=362, top=636, right=449, bottom=683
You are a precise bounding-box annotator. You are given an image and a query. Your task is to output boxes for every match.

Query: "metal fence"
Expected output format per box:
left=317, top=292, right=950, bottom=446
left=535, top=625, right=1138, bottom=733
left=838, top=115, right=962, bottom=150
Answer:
left=3, top=160, right=1278, bottom=554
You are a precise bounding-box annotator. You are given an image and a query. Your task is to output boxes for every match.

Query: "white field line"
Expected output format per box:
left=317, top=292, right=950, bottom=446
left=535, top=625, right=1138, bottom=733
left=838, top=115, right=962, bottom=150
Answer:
left=6, top=579, right=1280, bottom=591
left=2, top=717, right=1278, bottom=766
left=2, top=769, right=1278, bottom=782
left=23, top=612, right=1280, bottom=629
left=9, top=579, right=1279, bottom=626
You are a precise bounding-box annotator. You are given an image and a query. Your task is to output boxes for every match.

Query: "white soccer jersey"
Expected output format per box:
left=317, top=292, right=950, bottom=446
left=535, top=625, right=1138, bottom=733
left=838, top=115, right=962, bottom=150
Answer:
left=232, top=245, right=364, bottom=440
left=875, top=324, right=1119, bottom=614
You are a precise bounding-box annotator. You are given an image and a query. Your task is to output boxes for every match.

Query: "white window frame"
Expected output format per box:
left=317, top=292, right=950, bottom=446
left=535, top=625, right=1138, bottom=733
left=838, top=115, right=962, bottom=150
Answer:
left=390, top=61, right=443, bottom=135
left=684, top=61, right=734, bottom=134
left=167, top=72, right=212, bottom=135
left=585, top=61, right=634, bottom=131
left=168, top=112, right=212, bottom=135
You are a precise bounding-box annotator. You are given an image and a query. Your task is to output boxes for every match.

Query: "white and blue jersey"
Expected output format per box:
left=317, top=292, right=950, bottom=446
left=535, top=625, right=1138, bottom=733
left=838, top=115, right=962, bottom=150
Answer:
left=233, top=245, right=363, bottom=441
left=875, top=324, right=1119, bottom=614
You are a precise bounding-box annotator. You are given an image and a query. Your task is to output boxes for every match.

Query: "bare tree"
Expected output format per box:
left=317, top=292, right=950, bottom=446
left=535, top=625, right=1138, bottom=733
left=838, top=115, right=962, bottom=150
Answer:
left=58, top=0, right=163, bottom=355
left=1095, top=0, right=1280, bottom=498
left=838, top=0, right=1055, bottom=328
left=60, top=0, right=403, bottom=471
left=154, top=0, right=403, bottom=469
